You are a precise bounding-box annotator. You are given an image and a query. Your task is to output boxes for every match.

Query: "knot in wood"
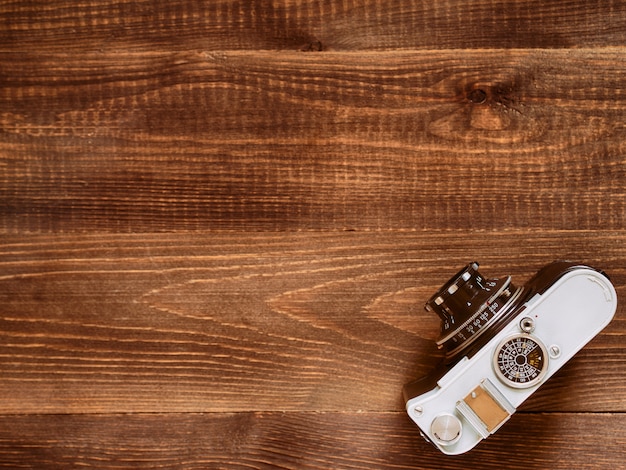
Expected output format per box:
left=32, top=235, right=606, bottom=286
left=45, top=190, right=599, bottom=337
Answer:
left=301, top=40, right=323, bottom=52
left=467, top=88, right=487, bottom=104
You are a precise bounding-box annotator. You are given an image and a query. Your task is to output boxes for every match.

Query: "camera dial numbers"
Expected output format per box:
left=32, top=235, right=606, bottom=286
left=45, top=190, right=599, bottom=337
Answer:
left=493, top=334, right=548, bottom=388
left=436, top=278, right=522, bottom=361
left=442, top=300, right=500, bottom=346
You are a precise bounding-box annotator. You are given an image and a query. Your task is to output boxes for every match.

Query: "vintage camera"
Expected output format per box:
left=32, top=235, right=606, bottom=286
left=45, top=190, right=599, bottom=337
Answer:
left=404, top=261, right=617, bottom=455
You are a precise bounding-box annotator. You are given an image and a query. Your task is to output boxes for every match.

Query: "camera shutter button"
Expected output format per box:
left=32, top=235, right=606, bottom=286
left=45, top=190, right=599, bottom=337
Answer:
left=431, top=414, right=462, bottom=445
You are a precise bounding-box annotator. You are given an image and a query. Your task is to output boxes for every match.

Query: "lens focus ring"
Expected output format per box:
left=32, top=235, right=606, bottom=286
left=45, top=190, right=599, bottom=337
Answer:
left=425, top=263, right=519, bottom=361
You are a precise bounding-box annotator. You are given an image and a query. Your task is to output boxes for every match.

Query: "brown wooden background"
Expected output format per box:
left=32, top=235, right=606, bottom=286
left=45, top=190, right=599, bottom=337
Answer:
left=1, top=1, right=626, bottom=468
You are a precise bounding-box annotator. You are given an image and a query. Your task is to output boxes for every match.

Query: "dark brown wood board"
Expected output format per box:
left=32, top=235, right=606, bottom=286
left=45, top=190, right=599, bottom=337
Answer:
left=0, top=413, right=624, bottom=469
left=2, top=0, right=626, bottom=51
left=2, top=49, right=626, bottom=232
left=1, top=1, right=626, bottom=468
left=0, top=232, right=624, bottom=468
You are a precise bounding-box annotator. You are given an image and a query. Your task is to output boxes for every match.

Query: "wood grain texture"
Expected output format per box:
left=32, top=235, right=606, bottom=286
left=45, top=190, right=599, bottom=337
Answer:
left=2, top=0, right=626, bottom=52
left=0, top=412, right=624, bottom=469
left=2, top=0, right=626, bottom=468
left=2, top=49, right=626, bottom=232
left=1, top=231, right=624, bottom=414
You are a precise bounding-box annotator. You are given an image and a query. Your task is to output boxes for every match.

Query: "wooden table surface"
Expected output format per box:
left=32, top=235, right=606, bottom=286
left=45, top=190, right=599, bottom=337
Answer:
left=2, top=1, right=626, bottom=468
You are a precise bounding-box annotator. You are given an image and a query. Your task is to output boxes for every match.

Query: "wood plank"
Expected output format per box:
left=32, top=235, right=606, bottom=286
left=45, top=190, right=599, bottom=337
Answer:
left=3, top=2, right=624, bottom=469
left=0, top=231, right=624, bottom=414
left=2, top=0, right=626, bottom=52
left=0, top=412, right=623, bottom=469
left=2, top=50, right=626, bottom=232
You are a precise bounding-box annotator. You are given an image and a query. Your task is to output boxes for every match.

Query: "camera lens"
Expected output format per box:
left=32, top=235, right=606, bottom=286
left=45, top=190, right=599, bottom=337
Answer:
left=425, top=262, right=523, bottom=362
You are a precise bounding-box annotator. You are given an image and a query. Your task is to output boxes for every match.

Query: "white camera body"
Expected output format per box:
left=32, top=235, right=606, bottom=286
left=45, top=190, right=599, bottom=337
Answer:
left=404, top=264, right=617, bottom=455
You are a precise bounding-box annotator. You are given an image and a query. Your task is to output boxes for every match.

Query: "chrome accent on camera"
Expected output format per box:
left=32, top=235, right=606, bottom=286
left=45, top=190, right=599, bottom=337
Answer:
left=430, top=414, right=462, bottom=445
